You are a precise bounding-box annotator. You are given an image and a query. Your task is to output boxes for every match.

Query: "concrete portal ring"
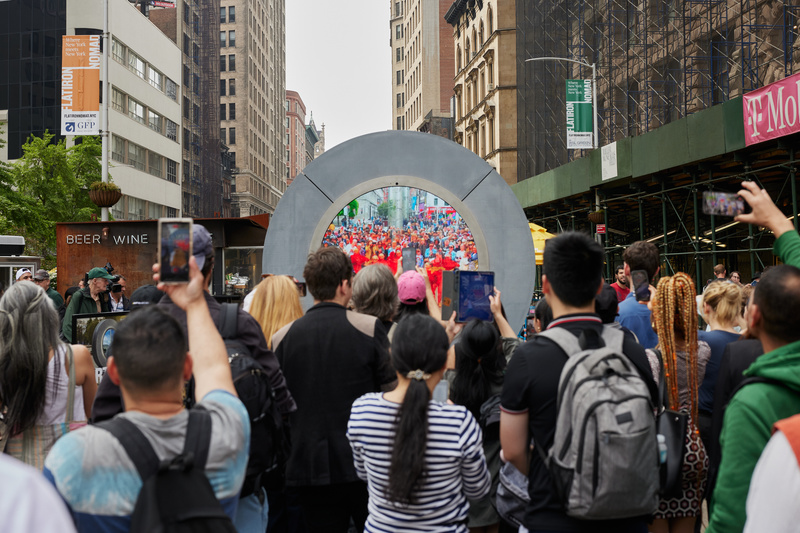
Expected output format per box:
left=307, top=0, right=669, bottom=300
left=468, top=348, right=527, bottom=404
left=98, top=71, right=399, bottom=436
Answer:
left=262, top=130, right=536, bottom=330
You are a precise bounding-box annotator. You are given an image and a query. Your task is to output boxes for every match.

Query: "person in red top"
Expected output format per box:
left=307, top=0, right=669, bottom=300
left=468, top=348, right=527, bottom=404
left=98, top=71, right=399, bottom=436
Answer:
left=610, top=263, right=630, bottom=302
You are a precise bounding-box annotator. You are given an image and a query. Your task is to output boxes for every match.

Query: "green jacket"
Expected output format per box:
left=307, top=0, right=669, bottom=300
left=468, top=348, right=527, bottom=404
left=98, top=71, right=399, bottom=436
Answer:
left=706, top=229, right=800, bottom=533
left=61, top=287, right=109, bottom=342
left=46, top=288, right=64, bottom=310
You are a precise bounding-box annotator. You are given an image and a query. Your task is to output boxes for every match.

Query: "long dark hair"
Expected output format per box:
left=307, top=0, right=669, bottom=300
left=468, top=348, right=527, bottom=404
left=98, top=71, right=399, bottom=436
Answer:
left=387, top=314, right=448, bottom=505
left=0, top=282, right=62, bottom=439
left=394, top=300, right=429, bottom=322
left=450, top=319, right=503, bottom=419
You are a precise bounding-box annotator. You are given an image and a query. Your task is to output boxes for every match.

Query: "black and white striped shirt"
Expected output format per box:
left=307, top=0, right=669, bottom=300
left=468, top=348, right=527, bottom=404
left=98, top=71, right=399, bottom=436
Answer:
left=348, top=392, right=491, bottom=532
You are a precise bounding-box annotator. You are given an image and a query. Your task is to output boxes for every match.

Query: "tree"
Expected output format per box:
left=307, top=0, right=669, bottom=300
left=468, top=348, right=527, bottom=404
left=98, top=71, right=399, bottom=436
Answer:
left=377, top=199, right=395, bottom=219
left=0, top=132, right=103, bottom=266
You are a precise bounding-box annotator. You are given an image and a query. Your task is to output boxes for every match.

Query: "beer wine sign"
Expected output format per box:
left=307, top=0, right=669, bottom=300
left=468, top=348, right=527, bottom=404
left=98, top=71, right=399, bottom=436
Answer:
left=566, top=79, right=593, bottom=149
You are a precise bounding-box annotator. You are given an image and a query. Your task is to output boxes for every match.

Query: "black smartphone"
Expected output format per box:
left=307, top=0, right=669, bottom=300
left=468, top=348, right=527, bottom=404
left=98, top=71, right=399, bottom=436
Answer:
left=526, top=314, right=536, bottom=338
left=158, top=218, right=193, bottom=284
left=702, top=191, right=749, bottom=217
left=631, top=270, right=650, bottom=302
left=295, top=281, right=307, bottom=297
left=402, top=247, right=416, bottom=272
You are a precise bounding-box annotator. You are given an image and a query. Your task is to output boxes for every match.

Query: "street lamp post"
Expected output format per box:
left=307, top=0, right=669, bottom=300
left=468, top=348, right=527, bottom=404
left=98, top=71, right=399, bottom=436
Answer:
left=101, top=0, right=110, bottom=221
left=525, top=57, right=598, bottom=150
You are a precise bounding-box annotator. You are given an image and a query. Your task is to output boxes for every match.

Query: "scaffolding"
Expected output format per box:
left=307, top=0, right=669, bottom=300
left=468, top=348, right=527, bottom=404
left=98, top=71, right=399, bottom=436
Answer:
left=518, top=0, right=800, bottom=179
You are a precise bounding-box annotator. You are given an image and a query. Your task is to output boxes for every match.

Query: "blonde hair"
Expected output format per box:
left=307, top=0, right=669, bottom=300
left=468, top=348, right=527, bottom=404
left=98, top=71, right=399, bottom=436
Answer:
left=702, top=281, right=742, bottom=326
left=651, top=273, right=699, bottom=421
left=248, top=276, right=303, bottom=348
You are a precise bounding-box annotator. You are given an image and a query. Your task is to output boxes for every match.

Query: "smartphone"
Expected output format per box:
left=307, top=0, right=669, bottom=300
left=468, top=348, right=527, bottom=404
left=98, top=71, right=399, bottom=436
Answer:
left=702, top=191, right=748, bottom=217
left=526, top=314, right=536, bottom=339
left=432, top=380, right=449, bottom=403
left=402, top=247, right=416, bottom=272
left=295, top=281, right=307, bottom=297
left=631, top=270, right=650, bottom=302
left=158, top=218, right=193, bottom=284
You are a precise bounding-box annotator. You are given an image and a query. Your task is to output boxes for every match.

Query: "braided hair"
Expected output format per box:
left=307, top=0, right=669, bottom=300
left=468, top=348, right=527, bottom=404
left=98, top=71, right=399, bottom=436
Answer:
left=651, top=273, right=700, bottom=427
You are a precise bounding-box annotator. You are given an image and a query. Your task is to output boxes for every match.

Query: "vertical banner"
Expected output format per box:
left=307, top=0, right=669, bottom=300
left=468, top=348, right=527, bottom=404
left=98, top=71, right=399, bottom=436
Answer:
left=61, top=35, right=101, bottom=135
left=566, top=79, right=593, bottom=149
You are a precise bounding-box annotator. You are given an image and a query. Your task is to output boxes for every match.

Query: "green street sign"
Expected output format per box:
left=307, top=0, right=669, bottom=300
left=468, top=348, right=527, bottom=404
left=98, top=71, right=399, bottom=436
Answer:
left=566, top=79, right=593, bottom=149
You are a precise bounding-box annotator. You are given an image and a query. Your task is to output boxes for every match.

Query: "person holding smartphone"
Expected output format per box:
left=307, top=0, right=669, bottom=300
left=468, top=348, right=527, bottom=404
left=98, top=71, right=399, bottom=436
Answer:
left=618, top=241, right=661, bottom=349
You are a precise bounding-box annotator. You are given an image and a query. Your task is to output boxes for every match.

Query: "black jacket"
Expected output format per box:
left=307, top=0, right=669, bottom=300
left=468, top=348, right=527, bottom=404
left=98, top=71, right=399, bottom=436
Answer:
left=91, top=291, right=296, bottom=422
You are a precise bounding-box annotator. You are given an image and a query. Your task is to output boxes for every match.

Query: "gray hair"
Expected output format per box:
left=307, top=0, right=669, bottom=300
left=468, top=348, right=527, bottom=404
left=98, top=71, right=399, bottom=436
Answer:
left=0, top=281, right=63, bottom=438
left=352, top=264, right=400, bottom=323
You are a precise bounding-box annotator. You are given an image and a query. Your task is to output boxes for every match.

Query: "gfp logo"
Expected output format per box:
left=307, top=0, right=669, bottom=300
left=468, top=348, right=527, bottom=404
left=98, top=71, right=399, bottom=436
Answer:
left=65, top=122, right=76, bottom=133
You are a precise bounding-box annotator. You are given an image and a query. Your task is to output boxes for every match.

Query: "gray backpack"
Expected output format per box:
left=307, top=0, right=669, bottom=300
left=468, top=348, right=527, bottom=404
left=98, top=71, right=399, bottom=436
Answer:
left=536, top=326, right=659, bottom=520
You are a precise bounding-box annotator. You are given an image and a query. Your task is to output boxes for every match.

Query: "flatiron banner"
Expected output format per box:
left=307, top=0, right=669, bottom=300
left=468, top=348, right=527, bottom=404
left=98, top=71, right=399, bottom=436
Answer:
left=61, top=35, right=101, bottom=136
left=566, top=79, right=593, bottom=149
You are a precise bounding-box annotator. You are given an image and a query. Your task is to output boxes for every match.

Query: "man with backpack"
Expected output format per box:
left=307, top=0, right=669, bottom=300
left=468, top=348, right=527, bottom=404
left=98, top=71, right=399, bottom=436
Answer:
left=44, top=255, right=250, bottom=532
left=500, top=231, right=659, bottom=533
left=88, top=224, right=296, bottom=532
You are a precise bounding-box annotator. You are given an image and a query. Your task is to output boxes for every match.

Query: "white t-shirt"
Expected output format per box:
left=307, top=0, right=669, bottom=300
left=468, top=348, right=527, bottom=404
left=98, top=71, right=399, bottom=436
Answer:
left=744, top=431, right=800, bottom=533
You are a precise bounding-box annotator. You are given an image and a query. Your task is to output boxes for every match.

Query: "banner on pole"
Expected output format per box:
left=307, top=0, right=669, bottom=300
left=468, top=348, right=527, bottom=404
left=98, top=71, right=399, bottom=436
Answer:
left=566, top=79, right=593, bottom=149
left=61, top=35, right=101, bottom=136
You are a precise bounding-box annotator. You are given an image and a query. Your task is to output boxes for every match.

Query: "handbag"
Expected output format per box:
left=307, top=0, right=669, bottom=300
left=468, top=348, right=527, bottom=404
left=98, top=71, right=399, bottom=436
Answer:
left=4, top=345, right=87, bottom=470
left=495, top=460, right=530, bottom=527
left=655, top=349, right=689, bottom=498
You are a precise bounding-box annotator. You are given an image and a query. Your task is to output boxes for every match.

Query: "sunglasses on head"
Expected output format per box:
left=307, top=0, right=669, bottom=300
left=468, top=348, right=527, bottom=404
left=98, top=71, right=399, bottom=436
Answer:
left=261, top=273, right=307, bottom=296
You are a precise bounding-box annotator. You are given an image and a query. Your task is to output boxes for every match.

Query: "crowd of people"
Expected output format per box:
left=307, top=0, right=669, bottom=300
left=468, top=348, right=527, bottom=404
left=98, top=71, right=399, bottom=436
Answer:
left=0, top=181, right=799, bottom=533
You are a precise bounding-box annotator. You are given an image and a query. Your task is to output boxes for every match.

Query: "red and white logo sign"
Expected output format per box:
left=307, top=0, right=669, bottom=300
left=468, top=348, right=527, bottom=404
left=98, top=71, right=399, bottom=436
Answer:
left=596, top=224, right=606, bottom=234
left=152, top=1, right=176, bottom=7
left=743, top=71, right=800, bottom=146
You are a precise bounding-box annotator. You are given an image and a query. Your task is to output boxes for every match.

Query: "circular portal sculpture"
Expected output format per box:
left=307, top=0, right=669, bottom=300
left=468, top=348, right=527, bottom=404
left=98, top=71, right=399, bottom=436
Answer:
left=263, top=131, right=536, bottom=329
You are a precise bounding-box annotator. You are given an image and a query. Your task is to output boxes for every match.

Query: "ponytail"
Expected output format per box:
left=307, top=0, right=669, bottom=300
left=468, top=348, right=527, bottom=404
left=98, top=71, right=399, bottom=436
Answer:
left=387, top=314, right=448, bottom=505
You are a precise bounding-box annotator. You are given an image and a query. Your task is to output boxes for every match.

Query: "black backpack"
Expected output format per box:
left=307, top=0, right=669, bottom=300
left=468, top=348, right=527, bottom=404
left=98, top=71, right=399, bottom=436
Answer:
left=98, top=407, right=237, bottom=533
left=217, top=303, right=289, bottom=495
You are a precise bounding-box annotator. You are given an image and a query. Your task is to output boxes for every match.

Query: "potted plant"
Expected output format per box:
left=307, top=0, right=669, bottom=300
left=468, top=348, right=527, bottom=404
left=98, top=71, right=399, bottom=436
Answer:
left=588, top=209, right=605, bottom=224
left=88, top=181, right=122, bottom=208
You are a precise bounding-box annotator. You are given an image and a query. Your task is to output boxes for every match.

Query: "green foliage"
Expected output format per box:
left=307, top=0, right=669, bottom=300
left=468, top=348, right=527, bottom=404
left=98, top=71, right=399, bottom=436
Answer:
left=377, top=199, right=395, bottom=219
left=89, top=180, right=120, bottom=192
left=0, top=132, right=104, bottom=266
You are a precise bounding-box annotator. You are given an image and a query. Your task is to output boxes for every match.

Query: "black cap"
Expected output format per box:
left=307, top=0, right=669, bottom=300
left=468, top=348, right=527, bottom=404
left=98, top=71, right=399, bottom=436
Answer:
left=129, top=285, right=165, bottom=308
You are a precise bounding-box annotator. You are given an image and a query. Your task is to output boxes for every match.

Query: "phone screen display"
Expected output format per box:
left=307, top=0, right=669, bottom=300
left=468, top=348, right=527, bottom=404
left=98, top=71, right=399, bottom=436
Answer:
left=458, top=271, right=495, bottom=322
left=159, top=219, right=192, bottom=283
left=702, top=191, right=746, bottom=217
left=631, top=270, right=650, bottom=302
left=402, top=247, right=416, bottom=272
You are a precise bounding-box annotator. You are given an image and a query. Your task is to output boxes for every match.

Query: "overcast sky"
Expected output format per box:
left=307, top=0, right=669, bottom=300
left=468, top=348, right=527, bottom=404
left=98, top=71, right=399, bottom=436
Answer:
left=286, top=1, right=392, bottom=150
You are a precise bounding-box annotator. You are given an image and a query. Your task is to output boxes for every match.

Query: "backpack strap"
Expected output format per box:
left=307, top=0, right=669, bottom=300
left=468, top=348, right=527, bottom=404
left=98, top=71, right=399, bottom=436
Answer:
left=98, top=416, right=160, bottom=481
left=183, top=406, right=212, bottom=470
left=219, top=303, right=238, bottom=340
left=598, top=325, right=625, bottom=356
left=536, top=328, right=583, bottom=357
left=730, top=376, right=800, bottom=402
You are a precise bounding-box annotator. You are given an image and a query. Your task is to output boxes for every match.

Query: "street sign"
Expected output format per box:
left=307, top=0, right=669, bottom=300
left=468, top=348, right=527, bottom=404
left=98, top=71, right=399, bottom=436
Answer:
left=596, top=224, right=606, bottom=234
left=61, top=35, right=100, bottom=136
left=566, top=79, right=593, bottom=149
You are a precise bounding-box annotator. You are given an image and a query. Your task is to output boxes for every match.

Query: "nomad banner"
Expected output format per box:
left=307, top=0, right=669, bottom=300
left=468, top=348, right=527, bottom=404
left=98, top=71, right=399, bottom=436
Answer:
left=566, top=79, right=593, bottom=149
left=61, top=35, right=101, bottom=136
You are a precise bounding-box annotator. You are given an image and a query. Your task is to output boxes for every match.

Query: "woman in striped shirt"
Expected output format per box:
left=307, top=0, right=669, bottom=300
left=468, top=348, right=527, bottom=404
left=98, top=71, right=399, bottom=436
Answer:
left=348, top=314, right=491, bottom=532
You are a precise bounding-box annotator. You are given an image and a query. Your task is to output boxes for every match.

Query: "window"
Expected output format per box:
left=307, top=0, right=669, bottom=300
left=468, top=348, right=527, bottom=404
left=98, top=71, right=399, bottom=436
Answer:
left=488, top=6, right=493, bottom=33
left=220, top=103, right=226, bottom=120
left=167, top=207, right=177, bottom=217
left=229, top=79, right=236, bottom=95
left=148, top=68, right=163, bottom=91
left=228, top=30, right=236, bottom=47
left=229, top=103, right=236, bottom=120
left=193, top=43, right=199, bottom=64
left=221, top=128, right=226, bottom=144
left=396, top=47, right=402, bottom=62
left=128, top=142, right=146, bottom=171
left=183, top=96, right=190, bottom=119
left=184, top=2, right=189, bottom=23
left=229, top=127, right=236, bottom=144
left=220, top=31, right=226, bottom=47
left=166, top=120, right=177, bottom=141
left=228, top=6, right=235, bottom=22
left=128, top=52, right=146, bottom=79
left=230, top=152, right=236, bottom=169
left=193, top=104, right=200, bottom=124
left=148, top=202, right=162, bottom=220
left=396, top=93, right=402, bottom=108
left=220, top=55, right=226, bottom=71
left=183, top=64, right=190, bottom=86
left=112, top=135, right=125, bottom=163
left=396, top=70, right=402, bottom=85
left=192, top=74, right=199, bottom=95
left=111, top=88, right=125, bottom=113
left=220, top=6, right=225, bottom=23
left=183, top=33, right=190, bottom=56
left=395, top=24, right=402, bottom=39
left=112, top=39, right=126, bottom=63
left=128, top=98, right=145, bottom=124
left=149, top=151, right=163, bottom=178
left=192, top=134, right=200, bottom=155
left=128, top=197, right=145, bottom=221
left=149, top=110, right=163, bottom=133
left=397, top=116, right=402, bottom=130
left=220, top=79, right=226, bottom=96
left=228, top=54, right=235, bottom=71
left=166, top=78, right=177, bottom=100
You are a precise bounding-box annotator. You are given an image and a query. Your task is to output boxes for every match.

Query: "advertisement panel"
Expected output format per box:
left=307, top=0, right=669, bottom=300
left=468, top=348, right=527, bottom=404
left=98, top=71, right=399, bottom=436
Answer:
left=61, top=35, right=101, bottom=136
left=743, top=71, right=800, bottom=146
left=566, top=79, right=593, bottom=149
left=153, top=1, right=176, bottom=7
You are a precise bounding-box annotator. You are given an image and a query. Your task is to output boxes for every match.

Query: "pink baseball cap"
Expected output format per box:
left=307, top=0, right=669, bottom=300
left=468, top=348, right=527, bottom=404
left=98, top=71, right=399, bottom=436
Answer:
left=397, top=270, right=426, bottom=304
